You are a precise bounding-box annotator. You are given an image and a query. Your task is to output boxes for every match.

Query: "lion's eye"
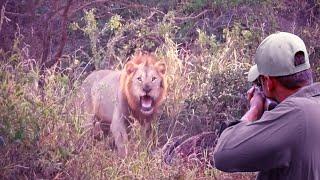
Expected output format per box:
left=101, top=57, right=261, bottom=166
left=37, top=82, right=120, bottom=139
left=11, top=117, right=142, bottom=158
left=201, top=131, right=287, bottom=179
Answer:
left=137, top=77, right=142, bottom=81
left=152, top=77, right=157, bottom=81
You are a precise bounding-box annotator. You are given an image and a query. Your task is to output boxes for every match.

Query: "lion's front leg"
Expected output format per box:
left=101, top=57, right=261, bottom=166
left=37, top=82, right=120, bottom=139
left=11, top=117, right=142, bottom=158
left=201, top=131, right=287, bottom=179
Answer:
left=110, top=109, right=129, bottom=158
left=111, top=122, right=128, bottom=157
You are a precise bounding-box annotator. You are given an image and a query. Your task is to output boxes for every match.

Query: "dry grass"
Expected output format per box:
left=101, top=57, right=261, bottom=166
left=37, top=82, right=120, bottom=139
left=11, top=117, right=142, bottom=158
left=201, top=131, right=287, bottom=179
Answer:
left=1, top=1, right=319, bottom=179
left=0, top=27, right=257, bottom=179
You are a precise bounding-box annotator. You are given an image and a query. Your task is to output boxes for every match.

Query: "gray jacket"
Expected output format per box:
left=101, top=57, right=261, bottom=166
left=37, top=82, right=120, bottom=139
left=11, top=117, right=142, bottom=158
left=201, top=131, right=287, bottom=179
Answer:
left=214, top=83, right=320, bottom=180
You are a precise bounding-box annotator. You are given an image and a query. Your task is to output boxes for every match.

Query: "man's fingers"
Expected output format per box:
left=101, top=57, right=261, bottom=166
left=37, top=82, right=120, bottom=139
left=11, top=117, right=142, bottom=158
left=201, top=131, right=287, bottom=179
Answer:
left=247, top=86, right=255, bottom=100
left=253, top=87, right=266, bottom=99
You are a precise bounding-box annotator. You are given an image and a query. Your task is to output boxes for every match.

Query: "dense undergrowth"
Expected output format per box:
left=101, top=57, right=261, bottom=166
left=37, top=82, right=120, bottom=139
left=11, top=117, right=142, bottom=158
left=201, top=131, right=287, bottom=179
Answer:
left=0, top=0, right=319, bottom=179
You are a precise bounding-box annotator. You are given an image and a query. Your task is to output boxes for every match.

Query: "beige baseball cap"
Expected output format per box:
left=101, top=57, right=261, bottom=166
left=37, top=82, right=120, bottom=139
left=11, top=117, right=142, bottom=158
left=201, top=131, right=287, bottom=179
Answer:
left=248, top=32, right=310, bottom=82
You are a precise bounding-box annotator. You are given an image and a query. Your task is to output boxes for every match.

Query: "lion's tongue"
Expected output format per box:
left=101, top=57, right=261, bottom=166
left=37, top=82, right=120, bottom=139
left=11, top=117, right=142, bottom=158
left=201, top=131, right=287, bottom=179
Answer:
left=141, top=96, right=152, bottom=110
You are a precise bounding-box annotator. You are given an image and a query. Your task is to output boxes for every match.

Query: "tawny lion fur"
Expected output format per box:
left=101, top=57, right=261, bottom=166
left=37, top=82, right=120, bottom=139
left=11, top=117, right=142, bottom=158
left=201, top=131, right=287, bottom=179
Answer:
left=78, top=52, right=167, bottom=157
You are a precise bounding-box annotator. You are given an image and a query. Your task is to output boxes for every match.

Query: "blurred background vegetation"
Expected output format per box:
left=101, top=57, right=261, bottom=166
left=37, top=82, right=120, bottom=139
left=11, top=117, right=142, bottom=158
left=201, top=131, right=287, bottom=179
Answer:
left=0, top=0, right=319, bottom=179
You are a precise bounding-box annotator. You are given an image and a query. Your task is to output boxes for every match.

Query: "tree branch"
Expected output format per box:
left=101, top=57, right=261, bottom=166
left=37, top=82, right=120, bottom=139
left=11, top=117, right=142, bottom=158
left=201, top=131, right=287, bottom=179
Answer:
left=173, top=10, right=211, bottom=21
left=45, top=0, right=73, bottom=68
left=0, top=1, right=8, bottom=34
left=68, top=0, right=110, bottom=18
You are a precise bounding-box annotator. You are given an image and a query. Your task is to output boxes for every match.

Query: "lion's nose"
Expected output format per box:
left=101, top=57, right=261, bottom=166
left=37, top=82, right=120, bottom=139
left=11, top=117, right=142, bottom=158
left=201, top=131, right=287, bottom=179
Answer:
left=143, top=85, right=151, bottom=93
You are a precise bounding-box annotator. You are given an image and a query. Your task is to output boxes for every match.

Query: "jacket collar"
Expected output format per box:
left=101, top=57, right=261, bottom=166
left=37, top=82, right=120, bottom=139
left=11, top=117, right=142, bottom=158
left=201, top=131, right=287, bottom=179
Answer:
left=290, top=82, right=320, bottom=98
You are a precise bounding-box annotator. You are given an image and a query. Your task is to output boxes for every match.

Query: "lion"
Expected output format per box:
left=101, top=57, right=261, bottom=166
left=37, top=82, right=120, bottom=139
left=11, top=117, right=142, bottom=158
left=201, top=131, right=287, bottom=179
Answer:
left=78, top=52, right=167, bottom=157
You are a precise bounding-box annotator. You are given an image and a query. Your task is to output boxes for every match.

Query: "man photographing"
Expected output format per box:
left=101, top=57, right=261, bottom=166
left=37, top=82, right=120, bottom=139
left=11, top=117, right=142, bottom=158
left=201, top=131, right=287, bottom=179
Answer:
left=213, top=32, right=320, bottom=180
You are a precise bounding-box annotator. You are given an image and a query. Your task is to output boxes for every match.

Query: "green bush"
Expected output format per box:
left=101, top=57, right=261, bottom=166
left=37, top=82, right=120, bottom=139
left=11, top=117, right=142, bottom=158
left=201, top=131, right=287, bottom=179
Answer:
left=1, top=0, right=318, bottom=179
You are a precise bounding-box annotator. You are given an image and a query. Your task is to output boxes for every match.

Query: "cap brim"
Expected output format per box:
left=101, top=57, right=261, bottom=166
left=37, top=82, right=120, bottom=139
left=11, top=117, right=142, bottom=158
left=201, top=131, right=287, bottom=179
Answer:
left=248, top=65, right=260, bottom=82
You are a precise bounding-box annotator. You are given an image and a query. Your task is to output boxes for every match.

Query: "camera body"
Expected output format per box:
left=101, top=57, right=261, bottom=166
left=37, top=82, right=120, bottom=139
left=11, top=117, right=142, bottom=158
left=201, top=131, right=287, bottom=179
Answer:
left=264, top=97, right=278, bottom=111
left=254, top=85, right=278, bottom=111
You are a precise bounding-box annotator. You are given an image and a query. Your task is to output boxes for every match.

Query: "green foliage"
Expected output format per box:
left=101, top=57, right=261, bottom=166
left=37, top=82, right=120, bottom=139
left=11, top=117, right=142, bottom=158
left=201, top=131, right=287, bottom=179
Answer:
left=83, top=9, right=98, bottom=35
left=69, top=9, right=106, bottom=69
left=183, top=0, right=208, bottom=12
left=197, top=28, right=218, bottom=53
left=108, top=15, right=123, bottom=31
left=183, top=0, right=268, bottom=12
left=213, top=0, right=267, bottom=6
left=83, top=9, right=102, bottom=69
left=1, top=0, right=318, bottom=179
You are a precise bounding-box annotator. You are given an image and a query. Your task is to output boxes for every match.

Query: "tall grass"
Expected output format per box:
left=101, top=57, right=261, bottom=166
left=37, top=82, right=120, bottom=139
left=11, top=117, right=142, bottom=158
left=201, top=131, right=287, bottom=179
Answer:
left=3, top=1, right=319, bottom=179
left=0, top=23, right=257, bottom=179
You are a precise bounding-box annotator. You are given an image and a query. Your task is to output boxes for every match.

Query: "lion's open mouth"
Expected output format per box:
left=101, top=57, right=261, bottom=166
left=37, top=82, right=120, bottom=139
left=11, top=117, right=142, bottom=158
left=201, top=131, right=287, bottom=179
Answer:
left=140, top=95, right=154, bottom=114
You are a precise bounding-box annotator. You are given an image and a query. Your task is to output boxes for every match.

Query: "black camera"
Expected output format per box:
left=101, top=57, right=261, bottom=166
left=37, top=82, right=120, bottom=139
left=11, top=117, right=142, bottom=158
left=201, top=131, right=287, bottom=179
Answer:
left=252, top=80, right=278, bottom=111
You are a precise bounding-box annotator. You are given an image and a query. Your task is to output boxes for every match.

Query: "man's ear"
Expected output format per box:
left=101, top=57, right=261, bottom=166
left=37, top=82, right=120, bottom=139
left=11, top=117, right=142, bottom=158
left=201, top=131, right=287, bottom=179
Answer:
left=125, top=61, right=137, bottom=74
left=266, top=76, right=276, bottom=92
left=155, top=61, right=166, bottom=75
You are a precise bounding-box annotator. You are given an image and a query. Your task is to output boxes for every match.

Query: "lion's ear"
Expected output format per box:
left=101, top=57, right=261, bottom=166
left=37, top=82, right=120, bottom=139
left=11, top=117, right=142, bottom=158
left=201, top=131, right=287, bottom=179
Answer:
left=125, top=62, right=137, bottom=74
left=155, top=61, right=166, bottom=75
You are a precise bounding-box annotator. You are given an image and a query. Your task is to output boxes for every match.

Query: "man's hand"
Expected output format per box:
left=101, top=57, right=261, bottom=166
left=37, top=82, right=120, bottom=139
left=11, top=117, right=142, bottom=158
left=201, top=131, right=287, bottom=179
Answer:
left=241, top=86, right=265, bottom=122
left=248, top=86, right=265, bottom=110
